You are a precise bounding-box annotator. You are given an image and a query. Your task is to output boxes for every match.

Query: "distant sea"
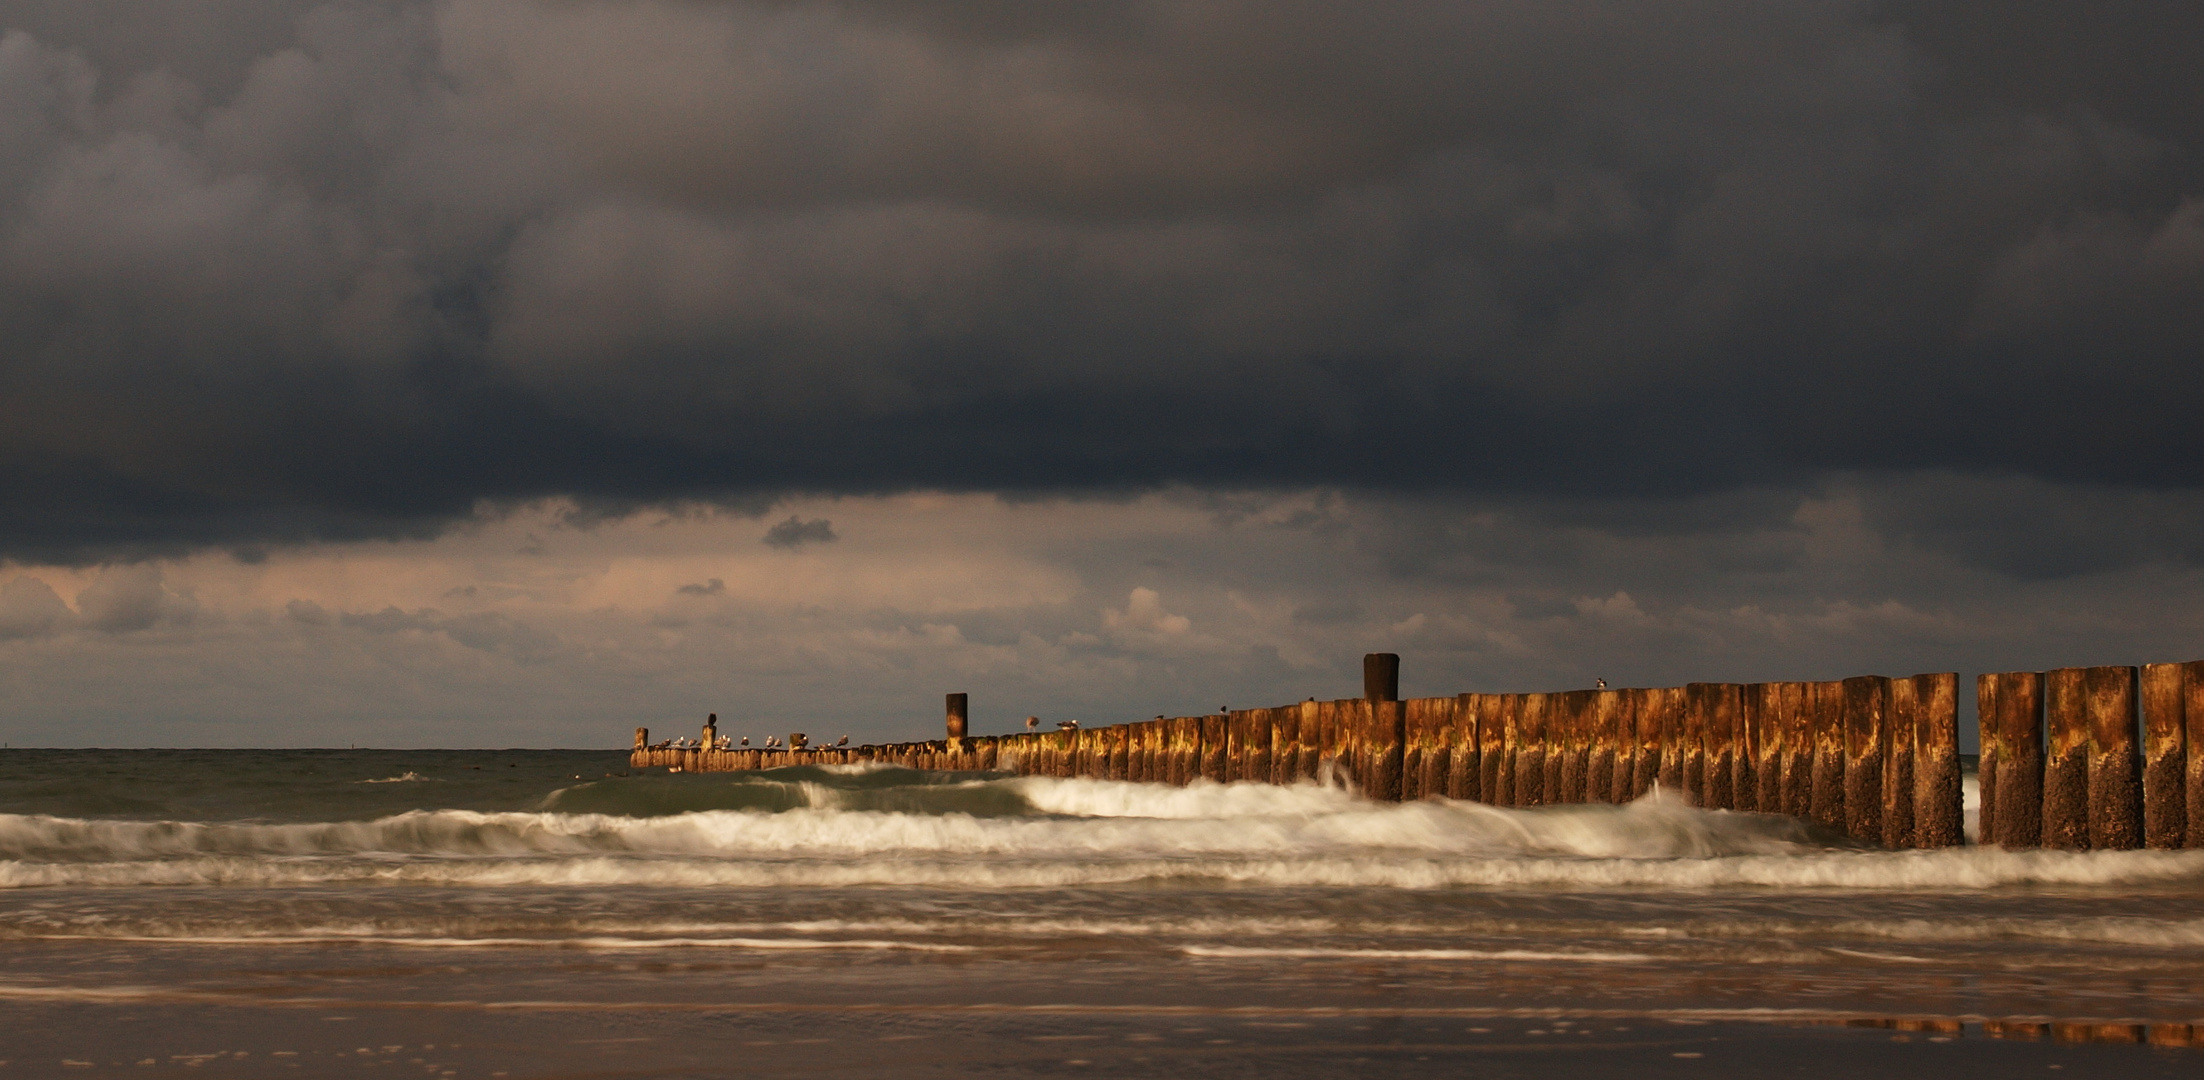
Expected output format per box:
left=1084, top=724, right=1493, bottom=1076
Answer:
left=3, top=749, right=2203, bottom=1077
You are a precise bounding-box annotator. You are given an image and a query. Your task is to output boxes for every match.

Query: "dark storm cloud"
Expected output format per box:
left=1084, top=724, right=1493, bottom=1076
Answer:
left=0, top=1, right=2198, bottom=563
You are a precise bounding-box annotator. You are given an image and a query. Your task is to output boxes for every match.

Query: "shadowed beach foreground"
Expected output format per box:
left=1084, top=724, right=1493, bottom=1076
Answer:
left=4, top=751, right=2203, bottom=1077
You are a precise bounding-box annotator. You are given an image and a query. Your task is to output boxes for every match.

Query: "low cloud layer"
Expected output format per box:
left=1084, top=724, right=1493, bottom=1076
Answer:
left=0, top=1, right=2196, bottom=564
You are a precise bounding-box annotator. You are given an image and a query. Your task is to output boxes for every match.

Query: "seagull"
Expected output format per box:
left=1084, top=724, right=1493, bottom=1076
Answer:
left=1026, top=716, right=1040, bottom=731
left=739, top=736, right=750, bottom=746
left=836, top=735, right=849, bottom=747
left=1596, top=678, right=1608, bottom=689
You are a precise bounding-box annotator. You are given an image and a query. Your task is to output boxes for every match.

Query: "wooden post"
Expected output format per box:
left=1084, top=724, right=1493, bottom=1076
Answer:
left=1484, top=694, right=1514, bottom=805
left=1557, top=690, right=1591, bottom=804
left=1912, top=673, right=1963, bottom=848
left=1295, top=699, right=1322, bottom=781
left=1809, top=681, right=1846, bottom=829
left=2044, top=667, right=2090, bottom=849
left=946, top=694, right=968, bottom=742
left=1842, top=676, right=1887, bottom=843
left=1515, top=693, right=1548, bottom=807
left=1589, top=689, right=1621, bottom=804
left=1994, top=671, right=2045, bottom=847
left=1607, top=689, right=1639, bottom=803
left=634, top=727, right=648, bottom=752
left=2141, top=662, right=2187, bottom=849
left=1732, top=683, right=1759, bottom=813
left=1707, top=683, right=1739, bottom=810
left=2188, top=662, right=2204, bottom=849
left=1451, top=694, right=1482, bottom=801
left=1977, top=673, right=2000, bottom=845
left=1245, top=708, right=1274, bottom=784
left=1364, top=652, right=1400, bottom=705
left=1681, top=684, right=1710, bottom=806
left=1883, top=676, right=1916, bottom=848
left=1172, top=716, right=1202, bottom=786
left=1750, top=684, right=1783, bottom=813
left=1655, top=686, right=1686, bottom=798
left=1201, top=713, right=1229, bottom=783
left=1269, top=706, right=1298, bottom=785
left=1779, top=683, right=1811, bottom=819
left=1633, top=687, right=1665, bottom=800
left=1224, top=710, right=1250, bottom=782
left=1315, top=699, right=1349, bottom=787
left=2085, top=665, right=2141, bottom=850
left=1365, top=699, right=1406, bottom=801
left=1404, top=698, right=1449, bottom=800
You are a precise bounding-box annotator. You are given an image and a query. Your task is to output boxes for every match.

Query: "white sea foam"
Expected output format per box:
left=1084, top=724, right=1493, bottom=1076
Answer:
left=6, top=777, right=2201, bottom=893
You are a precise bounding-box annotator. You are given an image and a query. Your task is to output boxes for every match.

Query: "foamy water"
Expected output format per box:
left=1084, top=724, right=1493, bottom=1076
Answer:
left=4, top=749, right=2203, bottom=1038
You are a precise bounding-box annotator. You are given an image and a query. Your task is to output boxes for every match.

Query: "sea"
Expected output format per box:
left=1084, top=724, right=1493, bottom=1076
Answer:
left=3, top=749, right=2203, bottom=1078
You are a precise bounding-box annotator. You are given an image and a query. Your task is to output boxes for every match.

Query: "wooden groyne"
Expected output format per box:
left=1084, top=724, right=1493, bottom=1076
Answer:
left=632, top=653, right=2204, bottom=851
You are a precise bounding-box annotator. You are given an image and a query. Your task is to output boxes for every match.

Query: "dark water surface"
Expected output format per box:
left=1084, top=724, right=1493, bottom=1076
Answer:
left=3, top=750, right=2201, bottom=1077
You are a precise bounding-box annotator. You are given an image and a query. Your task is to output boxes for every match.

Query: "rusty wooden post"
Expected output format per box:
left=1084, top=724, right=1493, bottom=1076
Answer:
left=1883, top=676, right=1916, bottom=849
left=1977, top=673, right=2000, bottom=845
left=1555, top=690, right=1590, bottom=804
left=1749, top=684, right=1782, bottom=812
left=1296, top=699, right=1323, bottom=781
left=1912, top=673, right=1962, bottom=848
left=1486, top=694, right=1516, bottom=805
left=1170, top=716, right=1199, bottom=786
left=2188, top=662, right=2204, bottom=849
left=1201, top=713, right=1229, bottom=783
left=1269, top=705, right=1298, bottom=784
left=2142, top=662, right=2187, bottom=849
left=1808, top=681, right=1846, bottom=829
left=1225, top=710, right=1251, bottom=782
left=1779, top=683, right=1811, bottom=819
left=2044, top=667, right=2091, bottom=849
left=1994, top=671, right=2045, bottom=847
left=1707, top=683, right=1739, bottom=810
left=1515, top=693, right=1548, bottom=807
left=1842, top=676, right=1887, bottom=843
left=2085, top=665, right=2141, bottom=850
left=1732, top=683, right=1760, bottom=813
left=1122, top=723, right=1146, bottom=782
left=1633, top=687, right=1666, bottom=800
left=1607, top=689, right=1639, bottom=803
left=1680, top=684, right=1710, bottom=806
left=1246, top=708, right=1275, bottom=784
left=1364, top=652, right=1400, bottom=705
left=979, top=736, right=1001, bottom=772
left=1105, top=725, right=1128, bottom=779
left=1404, top=698, right=1445, bottom=800
left=1451, top=694, right=1482, bottom=801
left=946, top=693, right=968, bottom=742
left=1588, top=689, right=1620, bottom=803
left=1314, top=699, right=1347, bottom=786
left=1365, top=699, right=1406, bottom=801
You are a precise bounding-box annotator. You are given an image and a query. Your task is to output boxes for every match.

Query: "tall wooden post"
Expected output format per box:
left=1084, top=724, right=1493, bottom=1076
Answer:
left=1633, top=687, right=1666, bottom=800
left=1364, top=653, right=1400, bottom=705
left=1883, top=678, right=1916, bottom=848
left=1842, top=676, right=1888, bottom=843
left=1590, top=689, right=1623, bottom=804
left=1480, top=694, right=1510, bottom=804
left=1515, top=693, right=1548, bottom=807
left=2188, top=662, right=2204, bottom=849
left=2085, top=665, right=2141, bottom=850
left=1656, top=686, right=1687, bottom=798
left=1808, top=681, right=1846, bottom=829
left=2043, top=667, right=2091, bottom=849
left=1681, top=684, right=1710, bottom=806
left=2141, top=663, right=2187, bottom=849
left=1780, top=682, right=1812, bottom=819
left=1201, top=713, right=1230, bottom=783
left=1451, top=694, right=1483, bottom=801
left=946, top=694, right=969, bottom=742
left=1988, top=672, right=2045, bottom=847
left=1912, top=673, right=1963, bottom=848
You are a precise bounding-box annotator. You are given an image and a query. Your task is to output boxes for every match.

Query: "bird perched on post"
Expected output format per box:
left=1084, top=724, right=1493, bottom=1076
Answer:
left=739, top=736, right=749, bottom=746
left=1025, top=716, right=1039, bottom=732
left=836, top=735, right=849, bottom=747
left=1596, top=678, right=1608, bottom=689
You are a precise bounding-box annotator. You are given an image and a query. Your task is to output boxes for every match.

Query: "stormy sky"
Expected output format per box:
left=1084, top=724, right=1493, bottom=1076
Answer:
left=1, top=1, right=2200, bottom=747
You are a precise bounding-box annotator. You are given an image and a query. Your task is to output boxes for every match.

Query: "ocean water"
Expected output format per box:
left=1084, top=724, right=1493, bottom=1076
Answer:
left=3, top=750, right=2202, bottom=1078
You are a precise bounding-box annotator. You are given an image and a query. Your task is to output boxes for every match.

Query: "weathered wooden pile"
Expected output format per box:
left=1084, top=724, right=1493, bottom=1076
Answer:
left=1977, top=663, right=2204, bottom=850
left=632, top=654, right=2204, bottom=851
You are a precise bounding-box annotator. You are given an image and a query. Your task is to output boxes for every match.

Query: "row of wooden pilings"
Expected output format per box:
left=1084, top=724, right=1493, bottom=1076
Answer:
left=632, top=654, right=2204, bottom=851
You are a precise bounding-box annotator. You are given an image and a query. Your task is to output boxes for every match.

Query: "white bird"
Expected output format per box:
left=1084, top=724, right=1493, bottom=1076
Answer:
left=1596, top=678, right=1608, bottom=689
left=740, top=736, right=750, bottom=746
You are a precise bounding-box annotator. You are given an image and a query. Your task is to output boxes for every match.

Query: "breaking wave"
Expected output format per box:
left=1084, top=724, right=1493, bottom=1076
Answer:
left=4, top=774, right=2202, bottom=893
